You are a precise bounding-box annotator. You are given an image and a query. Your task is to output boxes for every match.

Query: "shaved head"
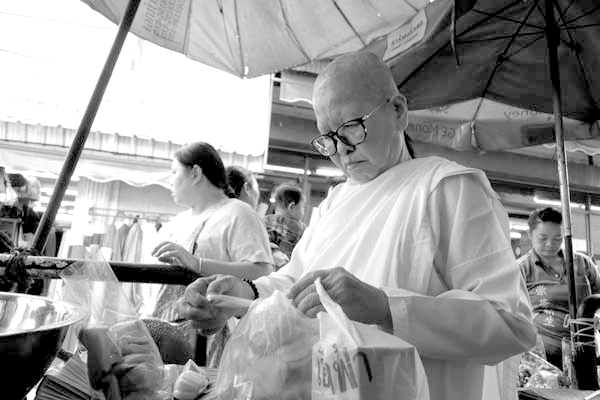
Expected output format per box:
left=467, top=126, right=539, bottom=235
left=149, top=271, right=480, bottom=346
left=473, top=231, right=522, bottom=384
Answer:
left=313, top=51, right=399, bottom=107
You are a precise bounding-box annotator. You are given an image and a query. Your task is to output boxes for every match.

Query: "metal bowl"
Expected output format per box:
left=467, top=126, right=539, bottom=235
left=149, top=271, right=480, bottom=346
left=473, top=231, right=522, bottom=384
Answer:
left=0, top=291, right=88, bottom=399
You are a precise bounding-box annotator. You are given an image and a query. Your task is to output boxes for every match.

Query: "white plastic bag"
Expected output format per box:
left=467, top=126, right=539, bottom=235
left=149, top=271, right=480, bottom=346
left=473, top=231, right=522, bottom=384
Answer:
left=214, top=290, right=319, bottom=400
left=312, top=278, right=430, bottom=400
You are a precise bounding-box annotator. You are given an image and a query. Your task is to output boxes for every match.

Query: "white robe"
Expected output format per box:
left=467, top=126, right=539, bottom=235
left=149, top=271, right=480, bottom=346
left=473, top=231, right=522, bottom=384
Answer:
left=255, top=156, right=536, bottom=400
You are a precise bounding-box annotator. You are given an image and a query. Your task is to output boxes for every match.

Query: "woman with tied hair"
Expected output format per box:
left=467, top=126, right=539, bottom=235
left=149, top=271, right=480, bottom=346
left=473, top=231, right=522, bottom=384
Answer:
left=225, top=165, right=260, bottom=210
left=150, top=141, right=274, bottom=367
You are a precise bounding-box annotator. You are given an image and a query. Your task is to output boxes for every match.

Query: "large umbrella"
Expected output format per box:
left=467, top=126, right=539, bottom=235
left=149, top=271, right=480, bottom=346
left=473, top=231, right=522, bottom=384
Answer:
left=389, top=0, right=600, bottom=387
left=78, top=0, right=454, bottom=79
left=31, top=0, right=457, bottom=253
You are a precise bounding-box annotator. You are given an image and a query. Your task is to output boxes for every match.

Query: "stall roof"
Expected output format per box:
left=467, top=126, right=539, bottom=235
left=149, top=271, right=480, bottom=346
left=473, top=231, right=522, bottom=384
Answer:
left=0, top=121, right=263, bottom=188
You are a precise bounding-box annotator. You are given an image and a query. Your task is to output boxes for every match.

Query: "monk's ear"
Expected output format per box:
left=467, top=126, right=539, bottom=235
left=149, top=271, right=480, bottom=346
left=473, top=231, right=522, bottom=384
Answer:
left=392, top=94, right=408, bottom=131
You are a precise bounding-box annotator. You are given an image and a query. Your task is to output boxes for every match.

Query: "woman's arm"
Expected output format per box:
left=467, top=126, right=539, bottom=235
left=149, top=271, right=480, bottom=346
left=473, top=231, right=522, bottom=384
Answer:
left=199, top=259, right=272, bottom=280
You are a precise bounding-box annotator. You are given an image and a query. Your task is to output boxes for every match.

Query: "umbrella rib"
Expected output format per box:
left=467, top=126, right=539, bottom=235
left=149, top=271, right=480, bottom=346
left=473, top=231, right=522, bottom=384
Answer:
left=215, top=0, right=243, bottom=76
left=552, top=0, right=596, bottom=112
left=457, top=31, right=543, bottom=44
left=536, top=0, right=582, bottom=49
left=398, top=0, right=525, bottom=88
left=480, top=0, right=539, bottom=94
left=504, top=34, right=545, bottom=59
left=233, top=0, right=245, bottom=76
left=552, top=0, right=580, bottom=50
left=471, top=9, right=545, bottom=31
left=183, top=0, right=192, bottom=54
left=564, top=3, right=600, bottom=25
left=277, top=0, right=311, bottom=62
left=473, top=0, right=540, bottom=122
left=330, top=0, right=367, bottom=47
left=563, top=23, right=600, bottom=29
left=560, top=0, right=576, bottom=17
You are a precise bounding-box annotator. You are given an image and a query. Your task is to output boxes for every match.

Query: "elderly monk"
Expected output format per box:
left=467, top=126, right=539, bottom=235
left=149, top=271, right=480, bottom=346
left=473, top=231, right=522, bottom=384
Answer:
left=176, top=51, right=536, bottom=400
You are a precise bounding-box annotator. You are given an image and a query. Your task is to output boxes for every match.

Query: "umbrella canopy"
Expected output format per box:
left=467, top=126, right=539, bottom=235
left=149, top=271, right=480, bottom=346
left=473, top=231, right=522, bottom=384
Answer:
left=393, top=0, right=600, bottom=125
left=78, top=0, right=455, bottom=78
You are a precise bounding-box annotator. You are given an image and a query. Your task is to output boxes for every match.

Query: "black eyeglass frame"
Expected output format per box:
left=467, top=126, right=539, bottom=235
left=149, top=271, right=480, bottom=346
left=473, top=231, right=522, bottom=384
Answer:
left=310, top=97, right=392, bottom=157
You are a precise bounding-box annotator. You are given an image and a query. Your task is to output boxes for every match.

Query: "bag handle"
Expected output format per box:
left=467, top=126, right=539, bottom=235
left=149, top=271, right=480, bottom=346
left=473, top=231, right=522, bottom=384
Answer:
left=314, top=278, right=362, bottom=346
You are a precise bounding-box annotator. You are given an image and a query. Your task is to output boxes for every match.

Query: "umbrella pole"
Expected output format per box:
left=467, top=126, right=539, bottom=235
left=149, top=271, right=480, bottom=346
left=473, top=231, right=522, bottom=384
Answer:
left=545, top=0, right=588, bottom=388
left=31, top=0, right=142, bottom=255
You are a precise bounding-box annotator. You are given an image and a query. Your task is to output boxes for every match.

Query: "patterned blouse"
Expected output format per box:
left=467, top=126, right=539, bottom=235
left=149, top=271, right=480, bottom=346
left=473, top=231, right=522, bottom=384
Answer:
left=263, top=214, right=306, bottom=258
left=519, top=249, right=600, bottom=340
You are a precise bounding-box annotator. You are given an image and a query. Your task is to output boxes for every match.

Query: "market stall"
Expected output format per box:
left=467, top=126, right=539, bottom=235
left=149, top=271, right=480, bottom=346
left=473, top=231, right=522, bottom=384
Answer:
left=2, top=0, right=600, bottom=399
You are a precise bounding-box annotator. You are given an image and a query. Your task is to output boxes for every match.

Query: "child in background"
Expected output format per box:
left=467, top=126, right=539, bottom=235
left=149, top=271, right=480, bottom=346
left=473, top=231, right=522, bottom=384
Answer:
left=263, top=184, right=306, bottom=269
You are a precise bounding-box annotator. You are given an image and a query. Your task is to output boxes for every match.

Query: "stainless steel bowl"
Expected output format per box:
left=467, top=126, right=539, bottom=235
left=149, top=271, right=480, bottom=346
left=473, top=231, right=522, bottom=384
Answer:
left=0, top=291, right=88, bottom=399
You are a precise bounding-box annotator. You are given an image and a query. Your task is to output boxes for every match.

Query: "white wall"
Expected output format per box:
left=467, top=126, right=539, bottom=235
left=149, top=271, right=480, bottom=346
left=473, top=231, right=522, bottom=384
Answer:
left=117, top=182, right=183, bottom=219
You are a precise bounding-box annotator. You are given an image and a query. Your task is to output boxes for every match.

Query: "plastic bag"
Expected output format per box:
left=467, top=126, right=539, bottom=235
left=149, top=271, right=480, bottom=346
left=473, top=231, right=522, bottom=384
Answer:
left=60, top=257, right=171, bottom=400
left=312, top=278, right=430, bottom=400
left=214, top=290, right=319, bottom=400
left=518, top=350, right=568, bottom=389
left=173, top=359, right=210, bottom=400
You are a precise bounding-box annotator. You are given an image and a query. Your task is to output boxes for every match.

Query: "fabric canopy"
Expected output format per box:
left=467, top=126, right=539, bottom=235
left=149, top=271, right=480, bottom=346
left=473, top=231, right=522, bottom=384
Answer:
left=0, top=121, right=264, bottom=188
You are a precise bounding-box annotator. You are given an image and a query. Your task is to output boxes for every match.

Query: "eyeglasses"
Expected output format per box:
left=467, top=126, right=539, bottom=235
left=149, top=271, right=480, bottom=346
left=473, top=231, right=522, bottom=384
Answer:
left=311, top=97, right=392, bottom=157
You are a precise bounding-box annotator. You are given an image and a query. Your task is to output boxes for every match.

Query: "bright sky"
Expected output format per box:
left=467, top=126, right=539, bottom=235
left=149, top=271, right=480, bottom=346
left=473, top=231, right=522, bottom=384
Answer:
left=0, top=0, right=272, bottom=156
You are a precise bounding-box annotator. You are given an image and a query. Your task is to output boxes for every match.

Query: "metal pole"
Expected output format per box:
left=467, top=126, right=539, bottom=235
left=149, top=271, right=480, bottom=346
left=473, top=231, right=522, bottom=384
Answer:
left=0, top=254, right=199, bottom=285
left=545, top=0, right=577, bottom=321
left=585, top=194, right=593, bottom=255
left=545, top=0, right=587, bottom=388
left=585, top=157, right=594, bottom=257
left=32, top=0, right=142, bottom=253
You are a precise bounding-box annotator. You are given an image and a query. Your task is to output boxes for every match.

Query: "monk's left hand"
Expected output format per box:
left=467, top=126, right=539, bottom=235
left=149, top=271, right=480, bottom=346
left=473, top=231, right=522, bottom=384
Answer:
left=152, top=241, right=200, bottom=274
left=288, top=267, right=393, bottom=332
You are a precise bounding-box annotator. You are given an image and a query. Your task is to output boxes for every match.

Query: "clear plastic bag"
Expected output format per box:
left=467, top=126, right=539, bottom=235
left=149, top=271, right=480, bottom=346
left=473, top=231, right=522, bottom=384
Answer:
left=214, top=290, right=319, bottom=400
left=60, top=257, right=171, bottom=400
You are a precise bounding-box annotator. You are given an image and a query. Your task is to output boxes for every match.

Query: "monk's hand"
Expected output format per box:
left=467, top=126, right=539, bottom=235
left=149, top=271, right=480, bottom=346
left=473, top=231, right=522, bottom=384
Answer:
left=175, top=275, right=250, bottom=334
left=288, top=267, right=393, bottom=332
left=175, top=276, right=227, bottom=335
left=152, top=241, right=200, bottom=273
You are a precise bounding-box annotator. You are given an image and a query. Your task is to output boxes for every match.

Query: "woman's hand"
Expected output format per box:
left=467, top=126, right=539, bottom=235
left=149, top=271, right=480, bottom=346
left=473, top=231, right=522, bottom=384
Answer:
left=152, top=241, right=200, bottom=274
left=288, top=267, right=393, bottom=332
left=175, top=275, right=254, bottom=333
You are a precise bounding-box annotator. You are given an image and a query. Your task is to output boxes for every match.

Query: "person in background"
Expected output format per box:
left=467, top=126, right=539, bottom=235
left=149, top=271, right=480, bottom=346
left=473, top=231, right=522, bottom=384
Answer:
left=519, top=207, right=600, bottom=368
left=176, top=51, right=536, bottom=400
left=225, top=165, right=293, bottom=268
left=263, top=183, right=306, bottom=269
left=8, top=173, right=40, bottom=243
left=151, top=142, right=274, bottom=367
left=225, top=165, right=260, bottom=210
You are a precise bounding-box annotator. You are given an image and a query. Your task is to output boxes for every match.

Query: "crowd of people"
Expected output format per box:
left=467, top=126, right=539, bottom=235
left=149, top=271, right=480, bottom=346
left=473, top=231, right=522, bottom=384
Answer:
left=95, top=50, right=600, bottom=399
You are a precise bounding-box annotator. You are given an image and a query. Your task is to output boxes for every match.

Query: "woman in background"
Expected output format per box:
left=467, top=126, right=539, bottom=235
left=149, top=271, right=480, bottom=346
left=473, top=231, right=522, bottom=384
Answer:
left=151, top=142, right=273, bottom=367
left=225, top=165, right=260, bottom=210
